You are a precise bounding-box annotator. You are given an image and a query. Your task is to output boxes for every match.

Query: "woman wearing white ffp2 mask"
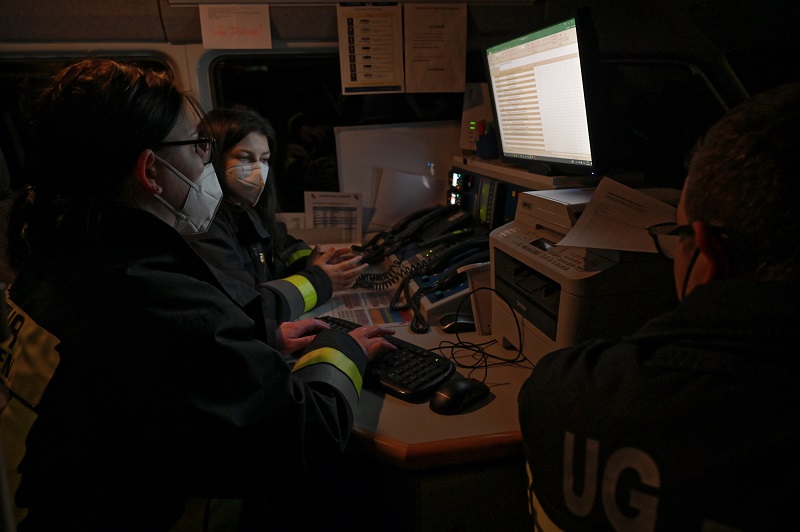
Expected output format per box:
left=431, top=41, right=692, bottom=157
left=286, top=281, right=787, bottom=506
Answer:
left=225, top=161, right=269, bottom=206
left=153, top=156, right=223, bottom=234
left=183, top=107, right=369, bottom=340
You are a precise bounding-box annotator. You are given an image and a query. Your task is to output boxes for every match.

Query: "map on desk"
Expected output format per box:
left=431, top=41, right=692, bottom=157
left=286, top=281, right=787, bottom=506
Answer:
left=302, top=288, right=412, bottom=325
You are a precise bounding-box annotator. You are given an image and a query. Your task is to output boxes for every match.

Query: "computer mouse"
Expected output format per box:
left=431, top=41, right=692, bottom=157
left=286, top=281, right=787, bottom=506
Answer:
left=438, top=312, right=476, bottom=334
left=429, top=377, right=490, bottom=415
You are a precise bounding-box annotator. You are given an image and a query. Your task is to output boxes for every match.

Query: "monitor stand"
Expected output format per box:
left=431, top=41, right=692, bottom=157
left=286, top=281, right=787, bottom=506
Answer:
left=527, top=161, right=553, bottom=176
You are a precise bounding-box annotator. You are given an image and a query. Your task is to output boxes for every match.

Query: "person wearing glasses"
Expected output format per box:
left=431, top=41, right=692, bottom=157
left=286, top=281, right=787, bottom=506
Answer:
left=183, top=108, right=367, bottom=350
left=0, top=58, right=396, bottom=529
left=517, top=82, right=799, bottom=531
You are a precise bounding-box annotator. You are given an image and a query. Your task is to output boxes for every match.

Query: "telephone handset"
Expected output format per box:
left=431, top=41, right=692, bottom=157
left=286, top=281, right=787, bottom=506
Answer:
left=353, top=205, right=439, bottom=254
left=394, top=204, right=469, bottom=241
left=431, top=248, right=490, bottom=291
left=390, top=235, right=488, bottom=309
left=399, top=236, right=490, bottom=334
left=356, top=204, right=473, bottom=263
left=388, top=204, right=443, bottom=234
left=421, top=235, right=490, bottom=276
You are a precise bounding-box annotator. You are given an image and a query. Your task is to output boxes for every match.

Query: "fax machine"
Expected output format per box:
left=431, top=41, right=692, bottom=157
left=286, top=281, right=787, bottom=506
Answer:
left=490, top=189, right=677, bottom=362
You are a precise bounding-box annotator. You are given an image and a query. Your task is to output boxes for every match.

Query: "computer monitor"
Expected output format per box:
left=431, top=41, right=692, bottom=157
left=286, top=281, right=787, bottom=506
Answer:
left=334, top=120, right=461, bottom=231
left=484, top=11, right=602, bottom=177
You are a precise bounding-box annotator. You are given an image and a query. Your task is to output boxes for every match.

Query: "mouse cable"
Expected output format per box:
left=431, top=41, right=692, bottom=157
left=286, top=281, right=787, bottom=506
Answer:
left=435, top=339, right=491, bottom=380
left=433, top=286, right=533, bottom=368
left=469, top=286, right=531, bottom=366
left=436, top=338, right=530, bottom=370
left=424, top=289, right=491, bottom=370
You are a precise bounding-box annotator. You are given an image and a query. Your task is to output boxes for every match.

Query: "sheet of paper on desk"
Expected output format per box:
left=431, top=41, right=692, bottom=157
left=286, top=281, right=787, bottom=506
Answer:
left=556, top=177, right=677, bottom=253
left=303, top=288, right=412, bottom=325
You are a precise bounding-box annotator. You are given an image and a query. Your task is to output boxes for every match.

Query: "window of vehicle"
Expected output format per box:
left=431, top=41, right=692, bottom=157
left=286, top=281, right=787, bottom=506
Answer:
left=0, top=57, right=171, bottom=194
left=210, top=53, right=466, bottom=211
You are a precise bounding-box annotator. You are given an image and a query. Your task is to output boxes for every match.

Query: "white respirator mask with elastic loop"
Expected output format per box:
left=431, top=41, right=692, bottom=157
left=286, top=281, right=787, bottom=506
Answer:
left=152, top=157, right=223, bottom=235
left=225, top=162, right=269, bottom=206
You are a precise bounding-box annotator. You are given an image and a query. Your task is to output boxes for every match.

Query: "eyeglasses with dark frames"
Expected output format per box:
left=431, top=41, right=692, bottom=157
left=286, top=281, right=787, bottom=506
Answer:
left=155, top=137, right=215, bottom=165
left=647, top=222, right=729, bottom=260
left=647, top=222, right=695, bottom=260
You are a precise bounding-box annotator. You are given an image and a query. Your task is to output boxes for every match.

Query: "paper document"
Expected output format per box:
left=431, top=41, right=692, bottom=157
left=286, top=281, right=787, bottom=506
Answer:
left=302, top=289, right=411, bottom=326
left=403, top=3, right=467, bottom=93
left=199, top=4, right=272, bottom=50
left=557, top=177, right=677, bottom=253
left=336, top=3, right=404, bottom=94
left=303, top=191, right=363, bottom=243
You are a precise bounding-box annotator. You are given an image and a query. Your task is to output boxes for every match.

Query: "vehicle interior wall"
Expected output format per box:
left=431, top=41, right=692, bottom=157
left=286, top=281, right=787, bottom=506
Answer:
left=3, top=0, right=795, bottom=95
left=0, top=1, right=544, bottom=189
left=1, top=0, right=798, bottom=242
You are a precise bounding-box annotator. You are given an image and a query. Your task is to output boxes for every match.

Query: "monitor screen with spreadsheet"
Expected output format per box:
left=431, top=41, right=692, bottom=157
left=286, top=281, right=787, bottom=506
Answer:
left=485, top=10, right=602, bottom=177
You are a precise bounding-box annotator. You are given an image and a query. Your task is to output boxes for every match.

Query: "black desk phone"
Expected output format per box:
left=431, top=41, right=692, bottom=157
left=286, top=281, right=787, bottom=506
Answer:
left=353, top=204, right=473, bottom=263
left=388, top=234, right=490, bottom=333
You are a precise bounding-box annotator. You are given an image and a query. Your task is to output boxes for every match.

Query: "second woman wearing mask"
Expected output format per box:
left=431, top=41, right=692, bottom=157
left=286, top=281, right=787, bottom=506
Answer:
left=184, top=108, right=368, bottom=352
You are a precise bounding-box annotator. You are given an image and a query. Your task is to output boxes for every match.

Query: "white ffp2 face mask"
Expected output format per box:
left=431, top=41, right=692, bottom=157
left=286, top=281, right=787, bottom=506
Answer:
left=153, top=157, right=223, bottom=235
left=225, top=162, right=269, bottom=206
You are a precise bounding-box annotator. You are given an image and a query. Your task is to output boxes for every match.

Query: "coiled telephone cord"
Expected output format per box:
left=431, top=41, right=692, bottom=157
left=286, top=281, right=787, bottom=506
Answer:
left=354, top=258, right=428, bottom=291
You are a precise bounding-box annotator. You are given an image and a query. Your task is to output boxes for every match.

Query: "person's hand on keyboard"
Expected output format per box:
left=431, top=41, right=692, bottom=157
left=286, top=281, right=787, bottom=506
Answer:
left=348, top=325, right=397, bottom=361
left=277, top=318, right=330, bottom=357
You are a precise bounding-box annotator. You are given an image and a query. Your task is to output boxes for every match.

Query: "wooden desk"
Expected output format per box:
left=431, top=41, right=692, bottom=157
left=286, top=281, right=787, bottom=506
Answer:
left=344, top=324, right=535, bottom=532
left=351, top=337, right=530, bottom=470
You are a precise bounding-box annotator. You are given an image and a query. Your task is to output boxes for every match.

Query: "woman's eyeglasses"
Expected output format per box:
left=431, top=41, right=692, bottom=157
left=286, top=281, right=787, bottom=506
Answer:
left=155, top=137, right=215, bottom=165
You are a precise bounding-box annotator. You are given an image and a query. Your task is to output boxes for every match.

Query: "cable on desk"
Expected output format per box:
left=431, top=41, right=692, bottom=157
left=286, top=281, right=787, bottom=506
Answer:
left=406, top=283, right=430, bottom=334
left=429, top=286, right=533, bottom=373
left=386, top=265, right=439, bottom=334
left=387, top=260, right=427, bottom=311
left=389, top=274, right=410, bottom=311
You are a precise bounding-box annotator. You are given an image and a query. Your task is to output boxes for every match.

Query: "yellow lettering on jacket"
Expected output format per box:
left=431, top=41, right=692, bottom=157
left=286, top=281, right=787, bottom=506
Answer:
left=1, top=293, right=62, bottom=524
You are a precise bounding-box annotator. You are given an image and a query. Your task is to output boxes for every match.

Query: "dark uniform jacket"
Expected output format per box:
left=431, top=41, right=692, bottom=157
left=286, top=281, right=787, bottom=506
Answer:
left=184, top=200, right=332, bottom=327
left=518, top=279, right=798, bottom=531
left=1, top=202, right=367, bottom=530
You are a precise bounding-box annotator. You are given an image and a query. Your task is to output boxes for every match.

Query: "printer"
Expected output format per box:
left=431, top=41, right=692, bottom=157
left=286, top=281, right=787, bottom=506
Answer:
left=489, top=188, right=677, bottom=362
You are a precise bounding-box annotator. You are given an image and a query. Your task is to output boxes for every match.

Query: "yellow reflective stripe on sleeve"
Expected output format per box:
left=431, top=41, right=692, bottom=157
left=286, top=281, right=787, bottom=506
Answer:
left=285, top=248, right=312, bottom=268
left=284, top=274, right=317, bottom=313
left=292, top=347, right=362, bottom=394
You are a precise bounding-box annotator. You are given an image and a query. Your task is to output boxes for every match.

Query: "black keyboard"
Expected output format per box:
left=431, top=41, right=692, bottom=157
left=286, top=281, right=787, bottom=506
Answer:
left=318, top=315, right=455, bottom=403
